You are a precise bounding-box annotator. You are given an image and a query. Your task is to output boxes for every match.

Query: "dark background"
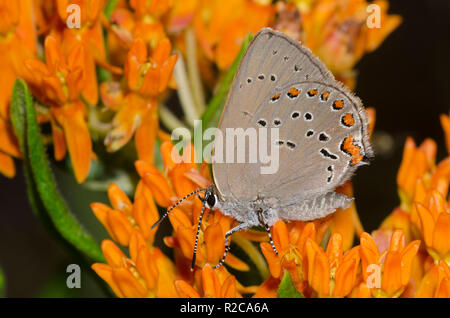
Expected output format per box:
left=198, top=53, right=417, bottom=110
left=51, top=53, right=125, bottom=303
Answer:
left=1, top=1, right=449, bottom=297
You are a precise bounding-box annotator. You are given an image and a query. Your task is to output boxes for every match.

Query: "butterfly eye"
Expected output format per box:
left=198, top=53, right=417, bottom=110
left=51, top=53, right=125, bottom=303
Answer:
left=206, top=194, right=217, bottom=209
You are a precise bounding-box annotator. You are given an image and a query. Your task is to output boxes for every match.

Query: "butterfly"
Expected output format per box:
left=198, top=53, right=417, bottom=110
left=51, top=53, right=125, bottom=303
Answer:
left=152, top=28, right=373, bottom=269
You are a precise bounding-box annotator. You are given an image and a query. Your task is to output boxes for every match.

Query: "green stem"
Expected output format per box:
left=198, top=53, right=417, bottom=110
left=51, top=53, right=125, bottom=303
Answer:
left=186, top=28, right=206, bottom=115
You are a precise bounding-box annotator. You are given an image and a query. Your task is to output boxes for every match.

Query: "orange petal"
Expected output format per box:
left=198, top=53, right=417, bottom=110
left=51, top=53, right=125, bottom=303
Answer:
left=382, top=252, right=403, bottom=297
left=397, top=137, right=416, bottom=189
left=50, top=119, right=66, bottom=161
left=201, top=264, right=220, bottom=297
left=44, top=35, right=66, bottom=74
left=168, top=164, right=198, bottom=199
left=260, top=242, right=281, bottom=279
left=175, top=280, right=201, bottom=298
left=92, top=263, right=124, bottom=298
left=224, top=253, right=250, bottom=272
left=437, top=278, right=450, bottom=298
left=252, top=276, right=279, bottom=298
left=0, top=117, right=21, bottom=158
left=101, top=239, right=126, bottom=268
left=159, top=54, right=178, bottom=92
left=400, top=240, right=421, bottom=286
left=136, top=246, right=158, bottom=291
left=305, top=238, right=330, bottom=296
left=132, top=194, right=159, bottom=242
left=272, top=221, right=290, bottom=252
left=128, top=231, right=147, bottom=263
left=333, top=257, right=358, bottom=297
left=52, top=101, right=92, bottom=183
left=326, top=233, right=343, bottom=267
left=135, top=102, right=158, bottom=163
left=90, top=202, right=114, bottom=238
left=204, top=223, right=224, bottom=265
left=416, top=203, right=435, bottom=247
left=220, top=275, right=239, bottom=298
left=139, top=66, right=160, bottom=96
left=113, top=267, right=147, bottom=298
left=106, top=209, right=134, bottom=246
left=154, top=248, right=179, bottom=297
left=177, top=225, right=203, bottom=264
left=108, top=183, right=132, bottom=215
left=432, top=213, right=450, bottom=259
left=359, top=232, right=380, bottom=280
left=0, top=151, right=15, bottom=178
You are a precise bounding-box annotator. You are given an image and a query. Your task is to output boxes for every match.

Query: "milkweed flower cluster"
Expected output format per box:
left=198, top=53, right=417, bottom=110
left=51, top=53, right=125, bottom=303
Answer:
left=2, top=0, right=448, bottom=300
left=91, top=116, right=450, bottom=298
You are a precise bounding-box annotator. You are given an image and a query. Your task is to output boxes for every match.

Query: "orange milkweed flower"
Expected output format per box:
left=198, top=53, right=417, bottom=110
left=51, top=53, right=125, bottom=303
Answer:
left=134, top=145, right=248, bottom=272
left=106, top=0, right=173, bottom=65
left=194, top=0, right=275, bottom=70
left=92, top=235, right=179, bottom=298
left=416, top=261, right=450, bottom=298
left=55, top=0, right=109, bottom=106
left=24, top=35, right=93, bottom=183
left=91, top=182, right=160, bottom=246
left=0, top=0, right=36, bottom=178
left=104, top=38, right=177, bottom=162
left=360, top=230, right=420, bottom=297
left=129, top=0, right=174, bottom=49
left=397, top=137, right=437, bottom=210
left=175, top=264, right=242, bottom=298
left=260, top=220, right=316, bottom=294
left=415, top=194, right=450, bottom=263
left=304, top=232, right=360, bottom=297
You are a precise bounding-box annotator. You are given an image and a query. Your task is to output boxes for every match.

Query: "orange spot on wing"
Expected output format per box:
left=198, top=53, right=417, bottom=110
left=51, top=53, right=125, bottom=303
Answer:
left=342, top=113, right=355, bottom=127
left=321, top=91, right=330, bottom=101
left=342, top=136, right=363, bottom=166
left=287, top=87, right=301, bottom=98
left=271, top=93, right=281, bottom=101
left=333, top=99, right=344, bottom=110
left=308, top=89, right=319, bottom=96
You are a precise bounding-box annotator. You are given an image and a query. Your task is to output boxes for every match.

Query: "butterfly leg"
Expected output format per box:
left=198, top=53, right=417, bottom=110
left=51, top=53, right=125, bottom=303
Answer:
left=213, top=222, right=251, bottom=269
left=257, top=210, right=279, bottom=256
left=264, top=222, right=278, bottom=256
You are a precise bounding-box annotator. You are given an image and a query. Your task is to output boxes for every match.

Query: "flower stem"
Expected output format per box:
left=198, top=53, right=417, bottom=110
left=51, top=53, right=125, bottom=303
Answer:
left=158, top=103, right=189, bottom=133
left=233, top=233, right=270, bottom=280
left=186, top=28, right=206, bottom=115
left=174, top=53, right=199, bottom=127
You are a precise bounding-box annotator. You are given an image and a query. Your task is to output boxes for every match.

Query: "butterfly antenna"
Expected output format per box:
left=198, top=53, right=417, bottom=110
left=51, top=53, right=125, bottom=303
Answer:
left=151, top=187, right=209, bottom=230
left=191, top=194, right=209, bottom=270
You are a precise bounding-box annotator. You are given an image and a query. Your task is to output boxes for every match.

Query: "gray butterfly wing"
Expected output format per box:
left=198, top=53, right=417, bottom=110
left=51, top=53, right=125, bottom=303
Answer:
left=252, top=81, right=372, bottom=221
left=213, top=27, right=335, bottom=202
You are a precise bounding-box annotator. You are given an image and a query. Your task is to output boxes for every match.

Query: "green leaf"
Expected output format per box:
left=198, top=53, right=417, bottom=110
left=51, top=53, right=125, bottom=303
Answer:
left=201, top=33, right=254, bottom=131
left=104, top=0, right=120, bottom=19
left=10, top=79, right=104, bottom=262
left=277, top=270, right=305, bottom=298
left=0, top=267, right=5, bottom=297
left=11, top=79, right=48, bottom=222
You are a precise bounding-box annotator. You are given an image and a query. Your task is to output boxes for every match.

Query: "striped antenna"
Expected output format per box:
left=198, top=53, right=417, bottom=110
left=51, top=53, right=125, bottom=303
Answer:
left=151, top=187, right=209, bottom=230
left=191, top=194, right=209, bottom=269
